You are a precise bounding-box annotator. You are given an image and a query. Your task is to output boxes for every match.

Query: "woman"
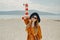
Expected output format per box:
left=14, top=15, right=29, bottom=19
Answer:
left=23, top=12, right=42, bottom=40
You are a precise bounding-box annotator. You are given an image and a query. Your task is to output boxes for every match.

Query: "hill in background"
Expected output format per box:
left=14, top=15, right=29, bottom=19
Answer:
left=0, top=10, right=59, bottom=15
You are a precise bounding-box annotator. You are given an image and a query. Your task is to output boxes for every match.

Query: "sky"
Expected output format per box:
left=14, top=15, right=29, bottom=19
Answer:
left=0, top=0, right=60, bottom=14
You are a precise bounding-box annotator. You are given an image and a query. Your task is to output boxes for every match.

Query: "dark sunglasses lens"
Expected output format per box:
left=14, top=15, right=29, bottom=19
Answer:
left=34, top=17, right=37, bottom=19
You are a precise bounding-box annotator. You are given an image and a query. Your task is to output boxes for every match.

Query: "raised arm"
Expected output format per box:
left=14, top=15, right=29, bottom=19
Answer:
left=22, top=15, right=30, bottom=25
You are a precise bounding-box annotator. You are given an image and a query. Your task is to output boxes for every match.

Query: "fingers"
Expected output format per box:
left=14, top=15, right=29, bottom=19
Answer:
left=22, top=15, right=29, bottom=20
left=24, top=15, right=29, bottom=18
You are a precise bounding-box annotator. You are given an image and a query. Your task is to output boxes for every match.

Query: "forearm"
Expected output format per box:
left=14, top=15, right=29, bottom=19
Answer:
left=24, top=18, right=29, bottom=25
left=22, top=15, right=30, bottom=25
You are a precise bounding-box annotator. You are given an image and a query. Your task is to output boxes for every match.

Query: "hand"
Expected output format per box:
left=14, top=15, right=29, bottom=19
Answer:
left=33, top=19, right=37, bottom=22
left=24, top=15, right=29, bottom=18
left=22, top=15, right=29, bottom=20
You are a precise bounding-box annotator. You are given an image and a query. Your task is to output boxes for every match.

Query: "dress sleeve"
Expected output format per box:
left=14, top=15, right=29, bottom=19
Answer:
left=23, top=18, right=29, bottom=25
left=37, top=25, right=42, bottom=39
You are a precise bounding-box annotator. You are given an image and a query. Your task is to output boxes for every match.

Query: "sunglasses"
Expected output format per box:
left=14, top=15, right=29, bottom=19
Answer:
left=32, top=16, right=37, bottom=19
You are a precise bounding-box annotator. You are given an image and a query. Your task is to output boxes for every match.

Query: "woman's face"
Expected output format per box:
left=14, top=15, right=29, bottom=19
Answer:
left=31, top=16, right=37, bottom=22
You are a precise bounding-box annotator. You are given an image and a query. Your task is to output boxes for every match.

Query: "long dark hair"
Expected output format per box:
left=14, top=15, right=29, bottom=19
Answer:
left=34, top=20, right=38, bottom=26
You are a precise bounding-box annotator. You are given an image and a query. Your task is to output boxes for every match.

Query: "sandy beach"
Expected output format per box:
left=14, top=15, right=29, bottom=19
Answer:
left=0, top=18, right=60, bottom=40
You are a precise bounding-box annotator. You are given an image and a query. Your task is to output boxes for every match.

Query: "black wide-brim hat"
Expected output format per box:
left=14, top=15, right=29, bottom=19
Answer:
left=30, top=12, right=40, bottom=23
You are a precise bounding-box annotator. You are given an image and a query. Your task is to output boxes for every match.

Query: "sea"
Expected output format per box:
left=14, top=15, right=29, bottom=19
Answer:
left=0, top=15, right=60, bottom=20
